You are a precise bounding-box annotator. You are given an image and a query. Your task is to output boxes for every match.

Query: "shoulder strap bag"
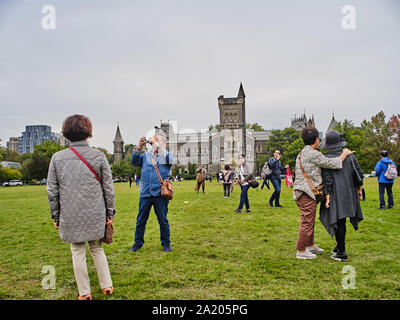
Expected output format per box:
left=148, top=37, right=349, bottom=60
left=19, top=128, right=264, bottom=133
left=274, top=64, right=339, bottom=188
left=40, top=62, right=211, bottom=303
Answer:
left=151, top=155, right=174, bottom=200
left=70, top=147, right=114, bottom=244
left=298, top=152, right=325, bottom=203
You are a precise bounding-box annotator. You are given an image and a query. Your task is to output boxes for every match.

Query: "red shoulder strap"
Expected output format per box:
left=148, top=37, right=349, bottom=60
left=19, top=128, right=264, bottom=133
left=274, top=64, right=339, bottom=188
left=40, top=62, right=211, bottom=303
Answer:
left=70, top=147, right=102, bottom=185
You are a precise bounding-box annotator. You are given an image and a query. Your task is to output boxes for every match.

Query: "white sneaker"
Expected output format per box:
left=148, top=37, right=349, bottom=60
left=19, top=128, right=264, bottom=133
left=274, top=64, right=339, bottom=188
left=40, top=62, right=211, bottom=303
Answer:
left=307, top=245, right=324, bottom=254
left=296, top=250, right=317, bottom=259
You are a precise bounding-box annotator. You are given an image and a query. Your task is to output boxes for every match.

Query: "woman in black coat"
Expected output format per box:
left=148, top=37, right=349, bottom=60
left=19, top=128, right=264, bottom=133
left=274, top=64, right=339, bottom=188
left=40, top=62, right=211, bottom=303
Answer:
left=319, top=131, right=364, bottom=262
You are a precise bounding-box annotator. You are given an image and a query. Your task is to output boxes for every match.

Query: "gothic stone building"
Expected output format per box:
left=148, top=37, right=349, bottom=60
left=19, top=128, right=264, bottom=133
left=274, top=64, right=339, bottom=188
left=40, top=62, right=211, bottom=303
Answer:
left=113, top=84, right=328, bottom=174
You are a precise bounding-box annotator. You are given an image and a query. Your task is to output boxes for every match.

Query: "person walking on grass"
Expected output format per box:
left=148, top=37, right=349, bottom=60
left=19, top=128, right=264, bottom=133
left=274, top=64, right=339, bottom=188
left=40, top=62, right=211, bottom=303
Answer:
left=221, top=164, right=233, bottom=199
left=129, top=134, right=173, bottom=253
left=195, top=169, right=205, bottom=194
left=319, top=130, right=364, bottom=262
left=268, top=150, right=283, bottom=207
left=294, top=127, right=353, bottom=260
left=374, top=150, right=397, bottom=210
left=234, top=154, right=255, bottom=214
left=47, top=115, right=116, bottom=300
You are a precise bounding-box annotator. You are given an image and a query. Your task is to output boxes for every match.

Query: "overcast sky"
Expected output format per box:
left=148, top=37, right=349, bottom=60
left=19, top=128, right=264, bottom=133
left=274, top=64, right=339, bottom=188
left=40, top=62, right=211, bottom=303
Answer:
left=1, top=0, right=399, bottom=153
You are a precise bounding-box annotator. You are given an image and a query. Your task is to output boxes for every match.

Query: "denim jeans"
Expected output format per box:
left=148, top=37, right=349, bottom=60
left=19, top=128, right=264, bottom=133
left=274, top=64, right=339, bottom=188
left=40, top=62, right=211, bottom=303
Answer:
left=379, top=183, right=394, bottom=208
left=269, top=177, right=281, bottom=205
left=238, top=184, right=250, bottom=210
left=261, top=178, right=270, bottom=190
left=134, top=196, right=170, bottom=247
left=223, top=183, right=231, bottom=197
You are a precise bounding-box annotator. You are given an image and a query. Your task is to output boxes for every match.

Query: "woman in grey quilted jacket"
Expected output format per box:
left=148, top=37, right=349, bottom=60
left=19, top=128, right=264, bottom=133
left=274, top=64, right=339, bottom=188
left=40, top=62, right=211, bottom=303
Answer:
left=46, top=115, right=116, bottom=300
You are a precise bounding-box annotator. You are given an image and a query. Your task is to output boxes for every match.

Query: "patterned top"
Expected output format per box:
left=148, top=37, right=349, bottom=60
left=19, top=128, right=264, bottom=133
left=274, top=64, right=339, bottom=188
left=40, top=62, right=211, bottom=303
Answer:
left=293, top=145, right=343, bottom=201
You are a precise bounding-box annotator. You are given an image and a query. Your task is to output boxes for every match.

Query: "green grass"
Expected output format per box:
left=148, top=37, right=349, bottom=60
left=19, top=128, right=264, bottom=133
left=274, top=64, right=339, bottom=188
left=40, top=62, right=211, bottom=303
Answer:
left=0, top=178, right=399, bottom=300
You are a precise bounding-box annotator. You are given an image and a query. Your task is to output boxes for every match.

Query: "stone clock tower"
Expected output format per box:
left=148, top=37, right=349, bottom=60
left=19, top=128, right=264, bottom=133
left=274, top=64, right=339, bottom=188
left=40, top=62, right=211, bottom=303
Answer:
left=217, top=83, right=247, bottom=163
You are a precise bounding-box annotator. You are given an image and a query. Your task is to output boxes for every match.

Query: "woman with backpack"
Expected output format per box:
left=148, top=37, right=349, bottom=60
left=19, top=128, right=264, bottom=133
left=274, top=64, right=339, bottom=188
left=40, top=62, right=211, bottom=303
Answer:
left=221, top=164, right=233, bottom=199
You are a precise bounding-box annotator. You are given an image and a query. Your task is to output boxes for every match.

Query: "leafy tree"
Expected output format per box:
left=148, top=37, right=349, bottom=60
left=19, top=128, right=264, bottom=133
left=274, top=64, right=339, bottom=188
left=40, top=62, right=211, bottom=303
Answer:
left=284, top=138, right=305, bottom=169
left=246, top=123, right=264, bottom=131
left=33, top=140, right=66, bottom=158
left=172, top=165, right=185, bottom=176
left=265, top=128, right=301, bottom=159
left=360, top=111, right=393, bottom=173
left=25, top=153, right=50, bottom=180
left=255, top=154, right=268, bottom=174
left=0, top=167, right=23, bottom=181
left=111, top=159, right=134, bottom=178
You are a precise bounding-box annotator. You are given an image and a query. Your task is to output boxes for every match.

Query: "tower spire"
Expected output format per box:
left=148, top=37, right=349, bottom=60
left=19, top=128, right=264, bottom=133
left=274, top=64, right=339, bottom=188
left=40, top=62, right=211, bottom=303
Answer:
left=238, top=82, right=245, bottom=98
left=113, top=124, right=124, bottom=143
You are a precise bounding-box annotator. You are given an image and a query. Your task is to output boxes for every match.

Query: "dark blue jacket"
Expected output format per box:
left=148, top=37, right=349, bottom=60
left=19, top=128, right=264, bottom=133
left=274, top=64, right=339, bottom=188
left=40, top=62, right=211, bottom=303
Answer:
left=375, top=157, right=396, bottom=183
left=131, top=149, right=173, bottom=198
left=268, top=157, right=282, bottom=179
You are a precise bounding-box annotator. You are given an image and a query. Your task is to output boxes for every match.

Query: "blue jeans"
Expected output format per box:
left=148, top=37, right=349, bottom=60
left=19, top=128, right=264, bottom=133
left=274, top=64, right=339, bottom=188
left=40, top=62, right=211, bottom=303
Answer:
left=379, top=183, right=394, bottom=208
left=238, top=185, right=250, bottom=210
left=261, top=178, right=270, bottom=190
left=134, top=196, right=170, bottom=247
left=269, top=177, right=281, bottom=205
left=223, top=183, right=231, bottom=197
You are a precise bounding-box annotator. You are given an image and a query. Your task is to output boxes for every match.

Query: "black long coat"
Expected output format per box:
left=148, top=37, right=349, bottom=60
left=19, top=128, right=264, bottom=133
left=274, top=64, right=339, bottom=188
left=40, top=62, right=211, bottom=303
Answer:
left=319, top=149, right=364, bottom=238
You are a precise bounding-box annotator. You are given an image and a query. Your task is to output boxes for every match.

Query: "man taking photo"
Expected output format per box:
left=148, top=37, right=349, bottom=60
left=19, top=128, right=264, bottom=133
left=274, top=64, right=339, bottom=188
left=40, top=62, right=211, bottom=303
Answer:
left=129, top=133, right=173, bottom=253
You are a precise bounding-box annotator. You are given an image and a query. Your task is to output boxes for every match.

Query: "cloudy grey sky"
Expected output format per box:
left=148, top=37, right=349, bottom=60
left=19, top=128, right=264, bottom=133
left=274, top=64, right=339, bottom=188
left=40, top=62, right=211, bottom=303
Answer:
left=1, top=0, right=399, bottom=153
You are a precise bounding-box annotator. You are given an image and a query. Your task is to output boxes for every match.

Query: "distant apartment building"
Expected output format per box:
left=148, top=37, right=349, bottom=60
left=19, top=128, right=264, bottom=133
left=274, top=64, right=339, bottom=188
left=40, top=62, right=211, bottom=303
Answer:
left=18, top=125, right=61, bottom=154
left=6, top=137, right=19, bottom=153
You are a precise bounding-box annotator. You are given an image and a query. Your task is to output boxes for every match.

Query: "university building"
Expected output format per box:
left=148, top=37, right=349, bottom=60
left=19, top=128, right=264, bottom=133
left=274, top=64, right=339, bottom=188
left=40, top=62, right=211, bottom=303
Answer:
left=113, top=84, right=326, bottom=174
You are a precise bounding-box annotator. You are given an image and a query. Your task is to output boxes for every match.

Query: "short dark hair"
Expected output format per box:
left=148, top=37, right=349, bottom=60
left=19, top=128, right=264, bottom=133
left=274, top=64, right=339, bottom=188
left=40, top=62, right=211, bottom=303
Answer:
left=380, top=150, right=389, bottom=157
left=225, top=164, right=230, bottom=170
left=62, top=115, right=92, bottom=142
left=301, top=127, right=319, bottom=145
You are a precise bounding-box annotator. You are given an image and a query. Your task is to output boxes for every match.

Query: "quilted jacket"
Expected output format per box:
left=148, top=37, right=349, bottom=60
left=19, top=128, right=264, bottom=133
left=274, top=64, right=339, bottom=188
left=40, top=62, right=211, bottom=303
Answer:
left=46, top=141, right=116, bottom=243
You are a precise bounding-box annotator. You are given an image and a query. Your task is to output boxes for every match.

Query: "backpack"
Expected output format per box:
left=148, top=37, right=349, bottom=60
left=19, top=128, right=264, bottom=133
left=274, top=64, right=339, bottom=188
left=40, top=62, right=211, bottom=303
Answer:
left=260, top=162, right=273, bottom=179
left=384, top=163, right=398, bottom=180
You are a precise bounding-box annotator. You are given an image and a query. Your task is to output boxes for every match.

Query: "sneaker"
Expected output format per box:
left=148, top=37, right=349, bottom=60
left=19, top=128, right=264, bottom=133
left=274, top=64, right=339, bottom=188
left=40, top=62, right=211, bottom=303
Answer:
left=234, top=209, right=242, bottom=213
left=331, top=246, right=339, bottom=254
left=388, top=206, right=393, bottom=209
left=129, top=244, right=142, bottom=252
left=78, top=293, right=92, bottom=300
left=331, top=252, right=348, bottom=262
left=379, top=207, right=386, bottom=210
left=245, top=209, right=251, bottom=213
left=102, top=287, right=114, bottom=295
left=307, top=245, right=324, bottom=254
left=296, top=250, right=317, bottom=259
left=163, top=245, right=172, bottom=252
left=268, top=201, right=273, bottom=207
left=275, top=204, right=283, bottom=208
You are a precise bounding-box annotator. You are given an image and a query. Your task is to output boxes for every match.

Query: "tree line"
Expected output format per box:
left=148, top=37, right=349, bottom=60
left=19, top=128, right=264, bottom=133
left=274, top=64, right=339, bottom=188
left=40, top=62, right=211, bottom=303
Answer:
left=1, top=111, right=398, bottom=183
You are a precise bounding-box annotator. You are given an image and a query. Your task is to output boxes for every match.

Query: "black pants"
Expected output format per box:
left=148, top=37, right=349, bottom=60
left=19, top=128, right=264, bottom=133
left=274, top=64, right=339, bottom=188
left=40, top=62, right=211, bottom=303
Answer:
left=379, top=183, right=394, bottom=208
left=223, top=183, right=230, bottom=197
left=335, top=218, right=346, bottom=253
left=196, top=181, right=205, bottom=193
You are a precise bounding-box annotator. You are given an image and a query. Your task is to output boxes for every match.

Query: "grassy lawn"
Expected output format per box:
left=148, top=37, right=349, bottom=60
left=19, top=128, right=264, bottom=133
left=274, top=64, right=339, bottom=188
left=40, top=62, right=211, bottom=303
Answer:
left=0, top=178, right=399, bottom=300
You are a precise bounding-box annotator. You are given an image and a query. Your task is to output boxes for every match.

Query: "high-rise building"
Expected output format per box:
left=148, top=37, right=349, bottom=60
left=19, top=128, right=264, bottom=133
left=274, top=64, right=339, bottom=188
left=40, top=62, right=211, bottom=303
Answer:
left=18, top=125, right=60, bottom=154
left=6, top=137, right=19, bottom=153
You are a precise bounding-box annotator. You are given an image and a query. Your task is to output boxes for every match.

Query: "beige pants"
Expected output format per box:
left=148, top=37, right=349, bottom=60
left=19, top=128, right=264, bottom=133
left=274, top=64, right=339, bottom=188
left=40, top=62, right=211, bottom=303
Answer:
left=70, top=240, right=113, bottom=296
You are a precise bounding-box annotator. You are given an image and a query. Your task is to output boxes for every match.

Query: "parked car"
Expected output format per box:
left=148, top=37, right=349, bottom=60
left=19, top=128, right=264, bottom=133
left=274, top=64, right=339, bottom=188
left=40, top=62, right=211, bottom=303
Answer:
left=113, top=178, right=128, bottom=183
left=4, top=180, right=23, bottom=186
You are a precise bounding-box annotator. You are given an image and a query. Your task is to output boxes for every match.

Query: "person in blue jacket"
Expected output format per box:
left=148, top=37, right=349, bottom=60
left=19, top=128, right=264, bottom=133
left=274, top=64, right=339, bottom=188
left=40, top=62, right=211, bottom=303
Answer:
left=375, top=150, right=396, bottom=209
left=129, top=134, right=173, bottom=252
